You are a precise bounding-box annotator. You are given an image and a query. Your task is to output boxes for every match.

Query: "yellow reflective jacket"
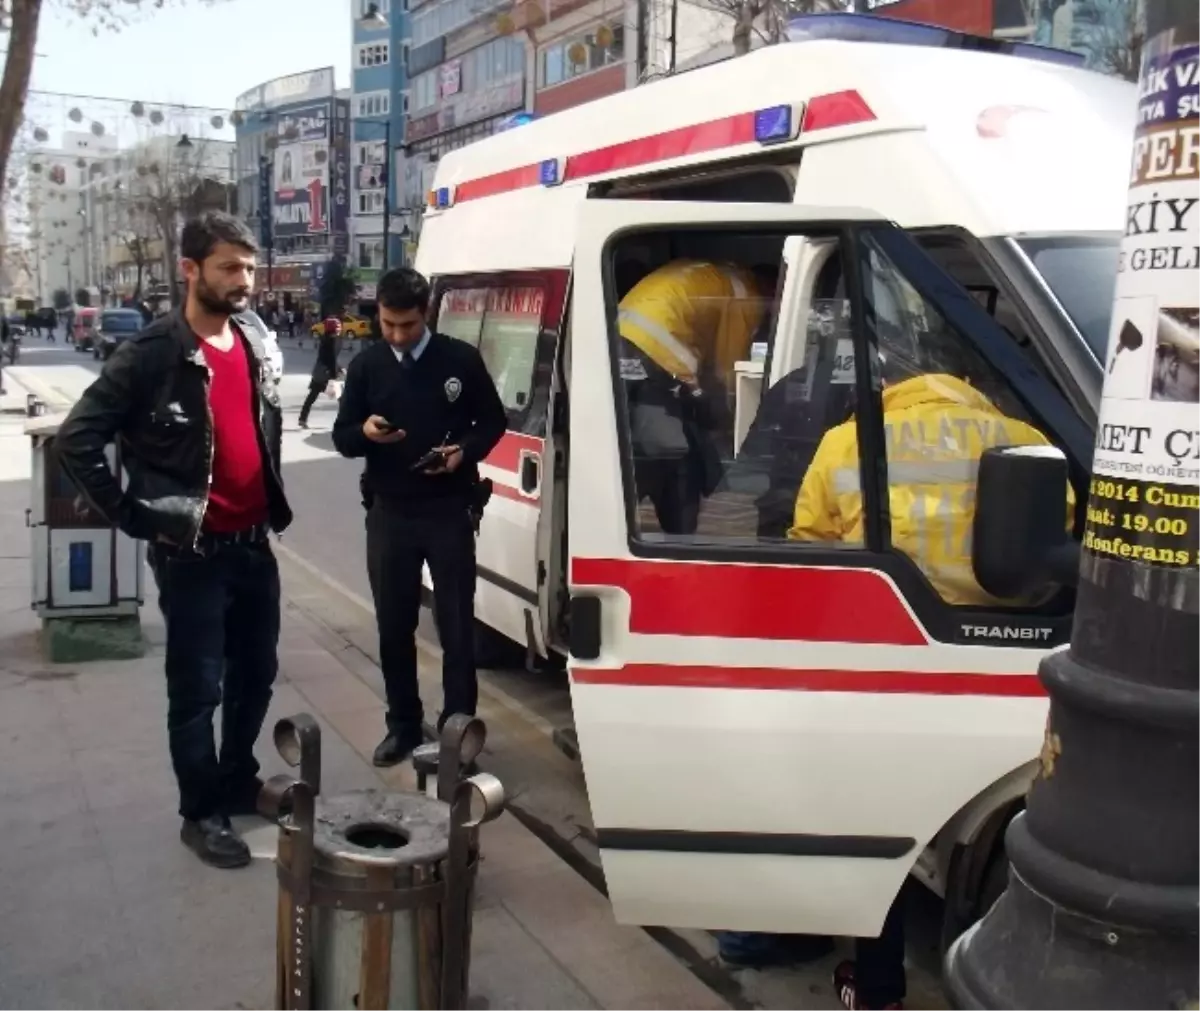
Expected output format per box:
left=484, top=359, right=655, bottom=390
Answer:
left=617, top=261, right=765, bottom=388
left=787, top=374, right=1071, bottom=605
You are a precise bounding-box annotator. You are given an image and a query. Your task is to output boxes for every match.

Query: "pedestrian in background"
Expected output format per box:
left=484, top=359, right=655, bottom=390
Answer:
left=332, top=267, right=506, bottom=766
left=299, top=316, right=343, bottom=429
left=55, top=211, right=293, bottom=869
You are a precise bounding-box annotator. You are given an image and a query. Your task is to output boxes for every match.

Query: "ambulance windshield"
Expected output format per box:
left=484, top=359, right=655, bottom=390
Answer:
left=1016, top=234, right=1121, bottom=361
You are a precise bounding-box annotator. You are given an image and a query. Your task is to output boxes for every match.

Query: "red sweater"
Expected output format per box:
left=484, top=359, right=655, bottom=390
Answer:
left=202, top=331, right=269, bottom=533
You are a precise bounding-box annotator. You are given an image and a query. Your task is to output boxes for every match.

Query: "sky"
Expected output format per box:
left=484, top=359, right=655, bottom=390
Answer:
left=27, top=0, right=352, bottom=116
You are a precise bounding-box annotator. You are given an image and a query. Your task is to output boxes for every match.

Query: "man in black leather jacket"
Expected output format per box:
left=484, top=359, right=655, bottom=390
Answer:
left=56, top=211, right=293, bottom=869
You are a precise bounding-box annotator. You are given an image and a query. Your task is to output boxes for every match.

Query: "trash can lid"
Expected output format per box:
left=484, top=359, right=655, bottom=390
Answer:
left=314, top=789, right=451, bottom=869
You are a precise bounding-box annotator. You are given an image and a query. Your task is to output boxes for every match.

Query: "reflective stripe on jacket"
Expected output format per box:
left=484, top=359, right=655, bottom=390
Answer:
left=617, top=261, right=764, bottom=387
left=787, top=373, right=1072, bottom=606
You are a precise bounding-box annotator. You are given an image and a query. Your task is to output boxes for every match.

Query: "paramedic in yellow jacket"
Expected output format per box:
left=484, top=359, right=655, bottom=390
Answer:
left=617, top=260, right=771, bottom=534
left=788, top=368, right=1066, bottom=606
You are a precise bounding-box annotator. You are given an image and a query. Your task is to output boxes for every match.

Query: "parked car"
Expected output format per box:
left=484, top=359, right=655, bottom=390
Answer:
left=94, top=308, right=143, bottom=360
left=73, top=308, right=100, bottom=351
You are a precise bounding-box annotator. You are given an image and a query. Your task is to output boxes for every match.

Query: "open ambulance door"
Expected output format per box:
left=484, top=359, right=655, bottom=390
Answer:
left=566, top=199, right=1082, bottom=938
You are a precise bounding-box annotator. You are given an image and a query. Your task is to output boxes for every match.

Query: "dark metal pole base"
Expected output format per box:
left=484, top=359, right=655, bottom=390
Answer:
left=945, top=816, right=1198, bottom=1010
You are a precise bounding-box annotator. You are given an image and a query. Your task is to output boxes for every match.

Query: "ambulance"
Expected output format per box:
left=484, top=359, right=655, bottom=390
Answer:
left=415, top=15, right=1136, bottom=942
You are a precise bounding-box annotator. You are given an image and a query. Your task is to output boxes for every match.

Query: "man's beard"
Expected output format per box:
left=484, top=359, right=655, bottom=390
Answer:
left=195, top=275, right=250, bottom=316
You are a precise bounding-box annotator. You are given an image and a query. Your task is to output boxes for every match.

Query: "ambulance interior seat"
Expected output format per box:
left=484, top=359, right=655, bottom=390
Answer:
left=724, top=253, right=855, bottom=538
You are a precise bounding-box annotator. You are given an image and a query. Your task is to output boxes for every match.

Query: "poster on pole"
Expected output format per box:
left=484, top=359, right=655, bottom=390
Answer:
left=1084, top=36, right=1199, bottom=569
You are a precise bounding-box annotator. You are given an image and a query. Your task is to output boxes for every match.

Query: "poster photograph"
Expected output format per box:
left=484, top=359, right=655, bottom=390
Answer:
left=273, top=140, right=330, bottom=236
left=1084, top=35, right=1198, bottom=569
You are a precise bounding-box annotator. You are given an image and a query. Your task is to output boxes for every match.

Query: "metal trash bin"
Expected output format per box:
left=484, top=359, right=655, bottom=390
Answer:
left=262, top=713, right=504, bottom=1010
left=412, top=715, right=485, bottom=801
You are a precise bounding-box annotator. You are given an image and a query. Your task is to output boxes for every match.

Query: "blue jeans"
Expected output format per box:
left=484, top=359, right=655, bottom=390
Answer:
left=150, top=540, right=281, bottom=821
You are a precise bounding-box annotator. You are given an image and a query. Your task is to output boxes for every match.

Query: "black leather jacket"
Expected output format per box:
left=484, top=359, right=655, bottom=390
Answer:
left=56, top=309, right=293, bottom=548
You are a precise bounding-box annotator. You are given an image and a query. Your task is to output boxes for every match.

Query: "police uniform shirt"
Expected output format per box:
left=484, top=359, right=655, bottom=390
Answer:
left=332, top=329, right=507, bottom=506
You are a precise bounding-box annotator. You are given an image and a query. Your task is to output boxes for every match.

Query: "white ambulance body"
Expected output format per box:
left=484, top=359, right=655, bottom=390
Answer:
left=416, top=21, right=1135, bottom=940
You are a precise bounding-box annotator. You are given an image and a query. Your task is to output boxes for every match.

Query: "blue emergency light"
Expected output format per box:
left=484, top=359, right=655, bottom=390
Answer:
left=786, top=12, right=1086, bottom=68
left=501, top=112, right=538, bottom=131
left=754, top=105, right=796, bottom=145
left=539, top=158, right=561, bottom=185
left=435, top=187, right=452, bottom=208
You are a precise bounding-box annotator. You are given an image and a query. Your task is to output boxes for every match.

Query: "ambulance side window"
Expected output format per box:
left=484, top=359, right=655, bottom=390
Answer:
left=607, top=228, right=865, bottom=549
left=858, top=232, right=1070, bottom=609
left=436, top=276, right=564, bottom=433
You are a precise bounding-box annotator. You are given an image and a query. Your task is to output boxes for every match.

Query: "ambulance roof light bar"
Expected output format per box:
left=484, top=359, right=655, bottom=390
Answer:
left=786, top=12, right=1087, bottom=69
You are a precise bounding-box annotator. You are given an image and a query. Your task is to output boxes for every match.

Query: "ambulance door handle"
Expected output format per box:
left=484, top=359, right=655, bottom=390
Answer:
left=569, top=595, right=601, bottom=661
left=520, top=451, right=540, bottom=495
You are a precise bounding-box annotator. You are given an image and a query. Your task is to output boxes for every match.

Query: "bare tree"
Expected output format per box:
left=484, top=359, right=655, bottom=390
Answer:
left=0, top=1, right=232, bottom=235
left=680, top=0, right=869, bottom=58
left=126, top=139, right=232, bottom=303
left=1093, top=0, right=1144, bottom=82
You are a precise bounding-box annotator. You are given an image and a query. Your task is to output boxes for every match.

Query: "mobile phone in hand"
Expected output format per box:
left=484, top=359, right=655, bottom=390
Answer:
left=376, top=419, right=399, bottom=433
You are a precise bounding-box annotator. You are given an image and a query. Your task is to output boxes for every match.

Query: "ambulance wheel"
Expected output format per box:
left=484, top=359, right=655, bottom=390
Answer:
left=939, top=804, right=1018, bottom=952
left=474, top=619, right=524, bottom=670
left=975, top=846, right=1010, bottom=920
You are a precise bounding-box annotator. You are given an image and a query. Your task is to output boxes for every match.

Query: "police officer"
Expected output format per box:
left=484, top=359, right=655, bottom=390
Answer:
left=333, top=267, right=506, bottom=766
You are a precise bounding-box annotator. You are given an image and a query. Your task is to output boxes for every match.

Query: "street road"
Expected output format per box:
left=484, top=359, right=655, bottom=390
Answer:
left=6, top=330, right=948, bottom=1011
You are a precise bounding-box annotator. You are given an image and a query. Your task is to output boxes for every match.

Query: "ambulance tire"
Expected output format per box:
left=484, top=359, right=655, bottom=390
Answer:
left=976, top=846, right=1011, bottom=921
left=474, top=618, right=525, bottom=671
left=939, top=804, right=1019, bottom=952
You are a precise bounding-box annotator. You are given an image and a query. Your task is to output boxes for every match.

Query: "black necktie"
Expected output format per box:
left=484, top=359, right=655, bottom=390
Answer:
left=400, top=351, right=414, bottom=371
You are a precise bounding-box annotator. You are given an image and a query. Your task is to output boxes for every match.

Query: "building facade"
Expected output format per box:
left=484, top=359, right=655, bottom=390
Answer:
left=350, top=0, right=410, bottom=300
left=28, top=131, right=119, bottom=303
left=234, top=68, right=351, bottom=312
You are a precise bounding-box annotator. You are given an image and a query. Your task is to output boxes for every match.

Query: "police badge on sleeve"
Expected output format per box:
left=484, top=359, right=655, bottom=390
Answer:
left=445, top=377, right=462, bottom=402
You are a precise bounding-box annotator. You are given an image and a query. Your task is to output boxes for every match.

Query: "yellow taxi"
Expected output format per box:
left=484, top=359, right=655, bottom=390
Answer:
left=311, top=314, right=372, bottom=339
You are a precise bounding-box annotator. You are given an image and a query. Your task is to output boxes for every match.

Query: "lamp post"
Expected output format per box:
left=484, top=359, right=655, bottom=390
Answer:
left=943, top=2, right=1200, bottom=1007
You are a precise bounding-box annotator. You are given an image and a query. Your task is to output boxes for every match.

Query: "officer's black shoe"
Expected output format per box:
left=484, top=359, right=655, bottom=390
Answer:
left=373, top=728, right=423, bottom=767
left=180, top=814, right=252, bottom=869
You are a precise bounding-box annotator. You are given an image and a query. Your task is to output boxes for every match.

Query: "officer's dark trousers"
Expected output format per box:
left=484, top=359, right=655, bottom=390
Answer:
left=366, top=498, right=478, bottom=736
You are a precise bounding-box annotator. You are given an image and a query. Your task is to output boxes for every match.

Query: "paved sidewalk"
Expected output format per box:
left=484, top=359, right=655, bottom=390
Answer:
left=0, top=386, right=727, bottom=1010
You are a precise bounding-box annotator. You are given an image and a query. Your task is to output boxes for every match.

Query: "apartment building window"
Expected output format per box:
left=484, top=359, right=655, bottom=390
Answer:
left=410, top=0, right=503, bottom=48
left=411, top=70, right=439, bottom=112
left=539, top=22, right=624, bottom=87
left=357, top=141, right=386, bottom=165
left=356, top=91, right=391, bottom=118
left=357, top=42, right=390, bottom=67
left=460, top=36, right=525, bottom=92
left=357, top=191, right=386, bottom=214
left=358, top=239, right=385, bottom=269
left=358, top=0, right=390, bottom=15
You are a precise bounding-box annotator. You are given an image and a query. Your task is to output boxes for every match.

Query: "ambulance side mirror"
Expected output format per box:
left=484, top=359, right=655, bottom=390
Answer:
left=972, top=445, right=1079, bottom=598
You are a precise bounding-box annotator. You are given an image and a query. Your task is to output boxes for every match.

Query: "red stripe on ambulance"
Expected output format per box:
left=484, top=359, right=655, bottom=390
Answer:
left=563, top=112, right=757, bottom=180
left=486, top=432, right=544, bottom=473
left=571, top=557, right=928, bottom=646
left=449, top=92, right=875, bottom=205
left=572, top=663, right=1046, bottom=696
